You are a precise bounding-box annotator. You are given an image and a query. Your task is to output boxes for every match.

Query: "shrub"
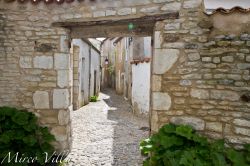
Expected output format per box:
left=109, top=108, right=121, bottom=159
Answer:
left=90, top=95, right=98, bottom=102
left=140, top=124, right=250, bottom=166
left=0, top=106, right=56, bottom=166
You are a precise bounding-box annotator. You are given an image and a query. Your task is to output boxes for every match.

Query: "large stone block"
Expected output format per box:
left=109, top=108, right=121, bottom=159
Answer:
left=188, top=53, right=200, bottom=61
left=106, top=10, right=116, bottom=16
left=164, top=42, right=185, bottom=49
left=237, top=63, right=250, bottom=70
left=161, top=2, right=181, bottom=12
left=35, top=43, right=57, bottom=52
left=58, top=110, right=70, bottom=125
left=38, top=110, right=58, bottom=118
left=153, top=49, right=179, bottom=74
left=233, top=119, right=250, bottom=128
left=226, top=136, right=250, bottom=145
left=54, top=53, right=69, bottom=70
left=152, top=75, right=161, bottom=91
left=170, top=116, right=205, bottom=130
left=154, top=31, right=163, bottom=49
left=58, top=70, right=69, bottom=88
left=33, top=91, right=50, bottom=109
left=53, top=89, right=69, bottom=109
left=190, top=89, right=209, bottom=99
left=206, top=122, right=223, bottom=132
left=117, top=8, right=132, bottom=15
left=24, top=76, right=41, bottom=82
left=235, top=127, right=250, bottom=137
left=60, top=36, right=69, bottom=53
left=34, top=56, right=53, bottom=69
left=183, top=0, right=202, bottom=9
left=51, top=126, right=67, bottom=142
left=165, top=34, right=180, bottom=43
left=40, top=116, right=58, bottom=124
left=151, top=110, right=159, bottom=132
left=222, top=56, right=234, bottom=62
left=211, top=90, right=240, bottom=101
left=93, top=11, right=105, bottom=17
left=152, top=92, right=171, bottom=110
left=140, top=6, right=159, bottom=14
left=246, top=56, right=250, bottom=62
left=165, top=23, right=180, bottom=30
left=20, top=56, right=32, bottom=68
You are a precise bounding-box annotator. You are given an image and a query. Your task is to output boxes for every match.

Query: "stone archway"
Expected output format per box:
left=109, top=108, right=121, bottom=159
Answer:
left=53, top=13, right=178, bottom=38
left=1, top=0, right=187, bottom=153
left=53, top=13, right=179, bottom=150
left=1, top=0, right=250, bottom=156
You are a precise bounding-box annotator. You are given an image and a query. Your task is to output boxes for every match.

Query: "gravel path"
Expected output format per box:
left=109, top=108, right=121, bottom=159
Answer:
left=65, top=89, right=149, bottom=166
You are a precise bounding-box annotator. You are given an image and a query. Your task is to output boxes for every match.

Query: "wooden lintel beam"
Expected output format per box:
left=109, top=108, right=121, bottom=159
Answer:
left=53, top=12, right=179, bottom=27
left=70, top=23, right=154, bottom=38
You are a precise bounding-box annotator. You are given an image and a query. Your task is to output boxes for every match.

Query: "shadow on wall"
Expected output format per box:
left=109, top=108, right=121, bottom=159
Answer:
left=102, top=89, right=149, bottom=165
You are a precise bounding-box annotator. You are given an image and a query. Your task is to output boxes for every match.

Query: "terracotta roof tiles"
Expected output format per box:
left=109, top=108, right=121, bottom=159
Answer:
left=204, top=0, right=250, bottom=15
left=205, top=6, right=250, bottom=15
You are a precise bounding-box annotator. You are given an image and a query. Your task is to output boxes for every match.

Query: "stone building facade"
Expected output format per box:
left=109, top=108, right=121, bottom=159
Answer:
left=0, top=0, right=250, bottom=151
left=101, top=37, right=151, bottom=117
left=131, top=37, right=151, bottom=117
left=71, top=39, right=100, bottom=110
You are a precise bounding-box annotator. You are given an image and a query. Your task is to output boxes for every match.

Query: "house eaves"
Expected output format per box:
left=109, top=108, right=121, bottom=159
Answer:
left=81, top=38, right=100, bottom=54
left=113, top=37, right=123, bottom=45
left=204, top=0, right=250, bottom=15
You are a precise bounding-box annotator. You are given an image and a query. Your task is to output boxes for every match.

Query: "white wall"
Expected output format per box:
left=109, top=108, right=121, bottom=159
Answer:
left=90, top=48, right=100, bottom=97
left=71, top=39, right=100, bottom=106
left=72, top=39, right=100, bottom=104
left=132, top=63, right=151, bottom=116
left=144, top=37, right=151, bottom=57
left=71, top=39, right=90, bottom=105
left=131, top=37, right=151, bottom=116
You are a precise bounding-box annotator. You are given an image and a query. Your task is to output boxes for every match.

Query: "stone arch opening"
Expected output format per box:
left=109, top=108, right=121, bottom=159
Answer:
left=52, top=13, right=179, bottom=161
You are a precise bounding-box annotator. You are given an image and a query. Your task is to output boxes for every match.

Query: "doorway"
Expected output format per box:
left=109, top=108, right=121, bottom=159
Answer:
left=53, top=14, right=171, bottom=165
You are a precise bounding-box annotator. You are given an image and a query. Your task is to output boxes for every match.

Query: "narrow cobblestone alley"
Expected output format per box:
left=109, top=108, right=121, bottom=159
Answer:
left=66, top=89, right=149, bottom=166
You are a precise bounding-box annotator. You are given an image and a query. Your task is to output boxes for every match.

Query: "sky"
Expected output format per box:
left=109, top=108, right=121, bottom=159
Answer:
left=96, top=38, right=106, bottom=41
left=204, top=0, right=250, bottom=9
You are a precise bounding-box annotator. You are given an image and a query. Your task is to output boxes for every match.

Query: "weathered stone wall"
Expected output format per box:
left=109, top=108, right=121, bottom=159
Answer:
left=100, top=39, right=111, bottom=89
left=0, top=9, right=6, bottom=105
left=0, top=0, right=179, bottom=151
left=72, top=45, right=80, bottom=110
left=0, top=8, right=22, bottom=107
left=0, top=2, right=72, bottom=151
left=114, top=38, right=125, bottom=95
left=0, top=0, right=249, bottom=151
left=71, top=39, right=90, bottom=107
left=89, top=46, right=101, bottom=96
left=151, top=1, right=250, bottom=147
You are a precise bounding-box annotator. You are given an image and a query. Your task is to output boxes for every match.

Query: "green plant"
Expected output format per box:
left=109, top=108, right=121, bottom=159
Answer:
left=140, top=124, right=250, bottom=166
left=90, top=95, right=98, bottom=102
left=107, top=65, right=114, bottom=75
left=58, top=160, right=68, bottom=166
left=0, top=106, right=56, bottom=166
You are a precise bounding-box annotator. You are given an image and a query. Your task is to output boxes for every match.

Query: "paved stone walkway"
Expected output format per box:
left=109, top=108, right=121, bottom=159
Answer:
left=65, top=89, right=149, bottom=166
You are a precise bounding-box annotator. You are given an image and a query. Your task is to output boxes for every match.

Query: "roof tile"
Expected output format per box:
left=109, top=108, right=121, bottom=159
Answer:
left=205, top=6, right=250, bottom=15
